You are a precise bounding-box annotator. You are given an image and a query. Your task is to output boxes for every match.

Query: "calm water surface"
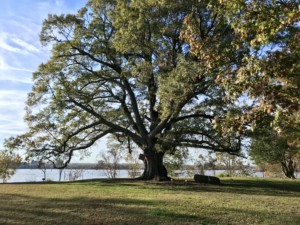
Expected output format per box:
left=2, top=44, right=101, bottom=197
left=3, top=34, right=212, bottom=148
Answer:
left=7, top=169, right=271, bottom=183
left=9, top=169, right=130, bottom=182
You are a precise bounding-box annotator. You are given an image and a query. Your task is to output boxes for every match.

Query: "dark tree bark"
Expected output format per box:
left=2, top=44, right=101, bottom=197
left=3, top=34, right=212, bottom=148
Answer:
left=281, top=159, right=296, bottom=179
left=139, top=149, right=170, bottom=181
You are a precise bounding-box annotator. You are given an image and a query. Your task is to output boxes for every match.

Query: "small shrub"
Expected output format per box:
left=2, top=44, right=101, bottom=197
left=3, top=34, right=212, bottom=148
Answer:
left=217, top=172, right=230, bottom=178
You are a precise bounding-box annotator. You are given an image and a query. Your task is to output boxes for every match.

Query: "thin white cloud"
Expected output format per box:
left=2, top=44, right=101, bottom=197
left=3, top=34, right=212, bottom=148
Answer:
left=0, top=54, right=34, bottom=84
left=0, top=56, right=34, bottom=73
left=0, top=71, right=33, bottom=84
left=1, top=66, right=34, bottom=73
left=0, top=89, right=28, bottom=103
left=11, top=38, right=40, bottom=53
left=0, top=32, right=41, bottom=55
left=0, top=33, right=23, bottom=54
left=0, top=55, right=6, bottom=69
left=0, top=89, right=28, bottom=137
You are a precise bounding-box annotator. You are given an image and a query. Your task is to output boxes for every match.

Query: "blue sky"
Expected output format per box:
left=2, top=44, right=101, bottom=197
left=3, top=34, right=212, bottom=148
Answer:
left=0, top=0, right=99, bottom=162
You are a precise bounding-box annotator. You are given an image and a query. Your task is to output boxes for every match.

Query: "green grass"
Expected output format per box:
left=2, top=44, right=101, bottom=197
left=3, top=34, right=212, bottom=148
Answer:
left=0, top=178, right=300, bottom=225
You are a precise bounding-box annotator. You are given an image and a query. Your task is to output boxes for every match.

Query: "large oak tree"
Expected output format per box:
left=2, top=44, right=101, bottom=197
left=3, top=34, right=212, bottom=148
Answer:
left=7, top=0, right=298, bottom=180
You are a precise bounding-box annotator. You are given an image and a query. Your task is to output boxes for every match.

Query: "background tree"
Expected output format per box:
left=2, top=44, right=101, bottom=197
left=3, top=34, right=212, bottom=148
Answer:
left=216, top=152, right=240, bottom=177
left=5, top=0, right=258, bottom=181
left=0, top=151, right=21, bottom=183
left=264, top=164, right=286, bottom=178
left=55, top=158, right=65, bottom=182
left=164, top=148, right=189, bottom=177
left=255, top=163, right=267, bottom=178
left=193, top=153, right=218, bottom=176
left=250, top=122, right=300, bottom=179
left=64, top=169, right=83, bottom=181
left=126, top=151, right=142, bottom=179
left=100, top=138, right=123, bottom=179
left=38, top=159, right=48, bottom=181
left=206, top=154, right=217, bottom=176
left=193, top=154, right=207, bottom=175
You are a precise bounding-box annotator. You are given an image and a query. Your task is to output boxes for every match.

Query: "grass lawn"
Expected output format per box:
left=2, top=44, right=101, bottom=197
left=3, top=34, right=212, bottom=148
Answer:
left=0, top=178, right=299, bottom=225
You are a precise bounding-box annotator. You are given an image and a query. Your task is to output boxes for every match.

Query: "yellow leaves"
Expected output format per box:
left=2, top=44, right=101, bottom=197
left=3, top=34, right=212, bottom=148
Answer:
left=265, top=104, right=273, bottom=115
left=32, top=84, right=48, bottom=94
left=288, top=138, right=300, bottom=148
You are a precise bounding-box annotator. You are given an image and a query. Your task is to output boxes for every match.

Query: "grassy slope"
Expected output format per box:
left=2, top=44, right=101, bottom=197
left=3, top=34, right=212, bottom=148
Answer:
left=0, top=178, right=299, bottom=225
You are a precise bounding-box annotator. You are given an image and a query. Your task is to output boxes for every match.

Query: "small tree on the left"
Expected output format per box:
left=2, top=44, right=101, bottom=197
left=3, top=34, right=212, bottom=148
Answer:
left=0, top=151, right=21, bottom=183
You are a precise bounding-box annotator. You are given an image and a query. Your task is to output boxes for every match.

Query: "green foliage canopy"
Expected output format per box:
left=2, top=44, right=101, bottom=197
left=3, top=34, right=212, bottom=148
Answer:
left=182, top=0, right=300, bottom=128
left=5, top=0, right=299, bottom=180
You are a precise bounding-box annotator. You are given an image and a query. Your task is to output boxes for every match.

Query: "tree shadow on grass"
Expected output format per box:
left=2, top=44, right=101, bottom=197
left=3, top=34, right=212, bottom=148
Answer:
left=140, top=178, right=300, bottom=197
left=2, top=178, right=300, bottom=197
left=222, top=178, right=300, bottom=192
left=0, top=193, right=211, bottom=225
left=1, top=189, right=299, bottom=225
left=51, top=178, right=300, bottom=197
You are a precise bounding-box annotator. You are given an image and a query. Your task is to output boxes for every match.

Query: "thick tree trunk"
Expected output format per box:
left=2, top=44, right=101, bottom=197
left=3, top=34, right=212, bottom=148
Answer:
left=139, top=150, right=170, bottom=181
left=281, top=159, right=296, bottom=179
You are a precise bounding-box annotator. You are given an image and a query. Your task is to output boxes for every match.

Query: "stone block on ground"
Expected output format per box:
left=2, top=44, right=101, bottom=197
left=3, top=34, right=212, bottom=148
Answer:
left=194, top=174, right=221, bottom=185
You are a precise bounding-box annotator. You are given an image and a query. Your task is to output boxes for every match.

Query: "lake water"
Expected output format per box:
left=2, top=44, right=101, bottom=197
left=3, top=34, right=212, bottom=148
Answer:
left=7, top=169, right=131, bottom=183
left=5, top=169, right=300, bottom=183
left=5, top=169, right=270, bottom=183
